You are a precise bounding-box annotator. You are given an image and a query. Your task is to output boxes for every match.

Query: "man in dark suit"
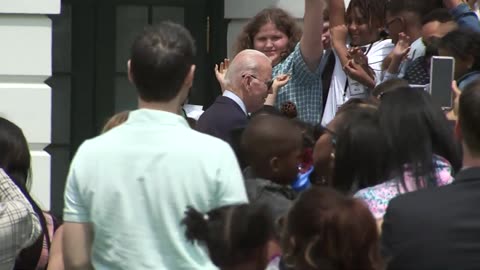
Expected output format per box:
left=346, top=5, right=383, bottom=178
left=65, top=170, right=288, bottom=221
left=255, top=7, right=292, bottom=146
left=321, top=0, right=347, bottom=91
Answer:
left=196, top=49, right=273, bottom=145
left=382, top=80, right=480, bottom=270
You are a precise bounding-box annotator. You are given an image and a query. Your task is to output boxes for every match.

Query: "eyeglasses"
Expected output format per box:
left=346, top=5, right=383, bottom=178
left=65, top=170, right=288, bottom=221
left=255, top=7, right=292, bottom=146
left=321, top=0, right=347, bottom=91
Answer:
left=242, top=74, right=274, bottom=90
left=384, top=17, right=402, bottom=33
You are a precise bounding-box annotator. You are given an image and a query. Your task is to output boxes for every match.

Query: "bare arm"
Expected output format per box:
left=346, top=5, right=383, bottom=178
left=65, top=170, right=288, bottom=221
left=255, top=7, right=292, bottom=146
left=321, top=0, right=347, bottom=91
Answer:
left=264, top=74, right=290, bottom=106
left=300, top=0, right=326, bottom=71
left=63, top=222, right=94, bottom=270
left=329, top=0, right=350, bottom=68
left=47, top=225, right=65, bottom=270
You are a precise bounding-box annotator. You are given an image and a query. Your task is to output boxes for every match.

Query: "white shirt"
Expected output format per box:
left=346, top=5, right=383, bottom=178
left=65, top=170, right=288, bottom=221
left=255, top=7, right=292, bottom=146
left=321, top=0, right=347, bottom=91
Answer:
left=322, top=39, right=394, bottom=125
left=64, top=109, right=248, bottom=270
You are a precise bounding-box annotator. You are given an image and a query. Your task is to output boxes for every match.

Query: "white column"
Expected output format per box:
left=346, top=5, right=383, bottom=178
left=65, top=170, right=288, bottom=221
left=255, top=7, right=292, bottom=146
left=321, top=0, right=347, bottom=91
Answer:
left=0, top=0, right=60, bottom=210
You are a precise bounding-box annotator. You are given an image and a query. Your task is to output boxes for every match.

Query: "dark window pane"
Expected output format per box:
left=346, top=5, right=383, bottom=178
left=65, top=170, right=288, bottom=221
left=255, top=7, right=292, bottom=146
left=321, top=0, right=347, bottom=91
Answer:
left=115, top=6, right=149, bottom=73
left=115, top=75, right=137, bottom=112
left=152, top=6, right=185, bottom=25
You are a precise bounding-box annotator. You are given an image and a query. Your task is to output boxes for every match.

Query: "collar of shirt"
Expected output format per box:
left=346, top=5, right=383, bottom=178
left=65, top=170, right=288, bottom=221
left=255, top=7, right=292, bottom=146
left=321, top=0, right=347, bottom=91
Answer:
left=126, top=108, right=189, bottom=128
left=408, top=38, right=426, bottom=61
left=223, top=90, right=247, bottom=115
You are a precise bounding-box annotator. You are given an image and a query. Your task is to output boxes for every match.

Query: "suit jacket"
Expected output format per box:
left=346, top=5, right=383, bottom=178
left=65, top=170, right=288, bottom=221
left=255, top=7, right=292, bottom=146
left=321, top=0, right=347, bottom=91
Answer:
left=196, top=96, right=248, bottom=145
left=382, top=167, right=480, bottom=270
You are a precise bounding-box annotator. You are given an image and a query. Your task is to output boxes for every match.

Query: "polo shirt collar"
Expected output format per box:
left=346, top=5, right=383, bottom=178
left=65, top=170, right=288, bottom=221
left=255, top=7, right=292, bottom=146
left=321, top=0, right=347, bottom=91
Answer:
left=126, top=108, right=189, bottom=127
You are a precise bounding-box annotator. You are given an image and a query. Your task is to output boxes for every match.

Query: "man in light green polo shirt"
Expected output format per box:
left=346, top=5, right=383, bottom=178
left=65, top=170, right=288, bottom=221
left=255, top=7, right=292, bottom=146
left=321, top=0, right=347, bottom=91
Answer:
left=62, top=22, right=248, bottom=270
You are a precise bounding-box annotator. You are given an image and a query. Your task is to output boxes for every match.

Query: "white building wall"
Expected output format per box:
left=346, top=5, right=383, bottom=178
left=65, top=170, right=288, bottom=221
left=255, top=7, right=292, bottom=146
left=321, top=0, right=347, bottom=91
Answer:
left=225, top=0, right=350, bottom=58
left=0, top=1, right=60, bottom=210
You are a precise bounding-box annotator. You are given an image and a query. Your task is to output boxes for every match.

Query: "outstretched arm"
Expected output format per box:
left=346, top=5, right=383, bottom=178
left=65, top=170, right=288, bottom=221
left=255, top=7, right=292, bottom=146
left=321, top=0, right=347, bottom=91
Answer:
left=328, top=0, right=350, bottom=68
left=300, top=0, right=326, bottom=71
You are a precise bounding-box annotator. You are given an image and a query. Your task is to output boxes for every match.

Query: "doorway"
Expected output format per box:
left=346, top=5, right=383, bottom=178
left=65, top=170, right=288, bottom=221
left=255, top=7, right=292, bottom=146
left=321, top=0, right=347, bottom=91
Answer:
left=47, top=0, right=227, bottom=217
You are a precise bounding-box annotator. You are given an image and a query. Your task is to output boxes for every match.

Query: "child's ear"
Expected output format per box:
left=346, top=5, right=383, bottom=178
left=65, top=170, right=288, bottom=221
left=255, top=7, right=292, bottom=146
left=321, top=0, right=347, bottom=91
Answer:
left=270, top=156, right=280, bottom=173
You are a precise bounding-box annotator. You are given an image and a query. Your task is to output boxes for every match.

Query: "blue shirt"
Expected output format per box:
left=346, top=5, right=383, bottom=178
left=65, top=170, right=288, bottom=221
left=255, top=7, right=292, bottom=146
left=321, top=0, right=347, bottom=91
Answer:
left=63, top=109, right=248, bottom=270
left=451, top=3, right=480, bottom=32
left=273, top=43, right=326, bottom=124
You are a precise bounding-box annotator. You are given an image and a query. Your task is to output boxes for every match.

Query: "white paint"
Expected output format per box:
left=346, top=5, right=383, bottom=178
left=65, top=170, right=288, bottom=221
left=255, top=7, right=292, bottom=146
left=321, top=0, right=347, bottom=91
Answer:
left=225, top=0, right=350, bottom=19
left=0, top=15, right=52, bottom=77
left=0, top=0, right=60, bottom=14
left=0, top=85, right=52, bottom=146
left=30, top=151, right=51, bottom=210
left=0, top=2, right=57, bottom=210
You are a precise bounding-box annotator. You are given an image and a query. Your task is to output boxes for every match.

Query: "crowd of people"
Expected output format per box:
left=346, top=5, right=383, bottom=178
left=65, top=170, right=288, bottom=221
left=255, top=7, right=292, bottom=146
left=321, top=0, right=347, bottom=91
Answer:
left=1, top=0, right=480, bottom=269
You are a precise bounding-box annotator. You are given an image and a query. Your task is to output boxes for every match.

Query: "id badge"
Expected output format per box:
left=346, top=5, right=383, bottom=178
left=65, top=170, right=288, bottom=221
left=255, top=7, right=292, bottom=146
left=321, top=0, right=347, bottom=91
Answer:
left=348, top=79, right=366, bottom=97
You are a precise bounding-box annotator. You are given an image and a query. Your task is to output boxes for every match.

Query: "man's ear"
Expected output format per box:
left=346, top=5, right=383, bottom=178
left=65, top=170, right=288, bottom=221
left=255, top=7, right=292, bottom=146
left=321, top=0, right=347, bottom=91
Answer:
left=127, top=60, right=134, bottom=84
left=182, top=65, right=196, bottom=90
left=243, top=75, right=253, bottom=93
left=270, top=156, right=280, bottom=173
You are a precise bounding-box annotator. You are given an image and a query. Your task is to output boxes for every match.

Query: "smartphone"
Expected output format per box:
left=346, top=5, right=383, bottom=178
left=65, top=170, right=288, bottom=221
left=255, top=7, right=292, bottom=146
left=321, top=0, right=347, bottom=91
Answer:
left=430, top=56, right=455, bottom=110
left=409, top=84, right=428, bottom=91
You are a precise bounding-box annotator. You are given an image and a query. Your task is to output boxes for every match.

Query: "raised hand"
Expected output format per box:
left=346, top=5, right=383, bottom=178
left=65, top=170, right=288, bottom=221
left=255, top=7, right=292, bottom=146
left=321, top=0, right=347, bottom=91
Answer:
left=264, top=73, right=291, bottom=106
left=344, top=59, right=375, bottom=89
left=392, top=33, right=411, bottom=60
left=348, top=47, right=369, bottom=66
left=272, top=73, right=291, bottom=92
left=214, top=58, right=230, bottom=93
left=446, top=80, right=462, bottom=121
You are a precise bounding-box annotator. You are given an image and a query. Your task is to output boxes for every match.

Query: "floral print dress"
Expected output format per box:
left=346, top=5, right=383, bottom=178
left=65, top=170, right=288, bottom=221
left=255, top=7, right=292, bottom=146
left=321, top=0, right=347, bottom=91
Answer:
left=354, top=155, right=454, bottom=219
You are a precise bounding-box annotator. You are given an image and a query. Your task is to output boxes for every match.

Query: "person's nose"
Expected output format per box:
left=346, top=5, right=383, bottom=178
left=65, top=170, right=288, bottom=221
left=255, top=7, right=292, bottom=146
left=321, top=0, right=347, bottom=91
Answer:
left=265, top=39, right=274, bottom=48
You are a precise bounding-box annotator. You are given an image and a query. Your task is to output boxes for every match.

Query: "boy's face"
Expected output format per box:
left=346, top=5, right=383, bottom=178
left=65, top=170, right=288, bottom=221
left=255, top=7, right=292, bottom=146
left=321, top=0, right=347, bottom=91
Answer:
left=275, top=147, right=303, bottom=185
left=385, top=12, right=404, bottom=44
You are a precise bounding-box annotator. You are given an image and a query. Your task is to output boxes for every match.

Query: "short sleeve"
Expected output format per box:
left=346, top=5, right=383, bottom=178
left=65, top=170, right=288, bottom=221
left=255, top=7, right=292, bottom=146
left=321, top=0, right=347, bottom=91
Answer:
left=214, top=143, right=248, bottom=206
left=63, top=148, right=91, bottom=223
left=273, top=43, right=326, bottom=124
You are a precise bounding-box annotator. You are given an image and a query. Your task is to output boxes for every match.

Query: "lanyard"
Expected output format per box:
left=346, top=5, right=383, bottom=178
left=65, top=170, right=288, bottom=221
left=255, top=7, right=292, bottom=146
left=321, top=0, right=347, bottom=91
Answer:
left=343, top=42, right=375, bottom=101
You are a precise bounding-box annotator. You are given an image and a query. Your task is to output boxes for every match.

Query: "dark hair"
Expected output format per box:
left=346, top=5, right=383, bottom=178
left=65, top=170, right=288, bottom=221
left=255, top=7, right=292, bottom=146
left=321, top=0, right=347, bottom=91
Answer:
left=459, top=80, right=480, bottom=156
left=372, top=78, right=409, bottom=98
left=241, top=115, right=303, bottom=180
left=385, top=0, right=434, bottom=17
left=234, top=8, right=302, bottom=61
left=337, top=98, right=378, bottom=114
left=333, top=107, right=387, bottom=193
left=439, top=29, right=480, bottom=73
left=182, top=204, right=275, bottom=269
left=0, top=118, right=31, bottom=188
left=130, top=22, right=196, bottom=102
left=425, top=37, right=441, bottom=58
left=346, top=0, right=386, bottom=29
left=0, top=118, right=51, bottom=266
left=250, top=105, right=283, bottom=118
left=292, top=119, right=316, bottom=148
left=421, top=8, right=454, bottom=25
left=282, top=187, right=383, bottom=270
left=379, top=87, right=461, bottom=191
